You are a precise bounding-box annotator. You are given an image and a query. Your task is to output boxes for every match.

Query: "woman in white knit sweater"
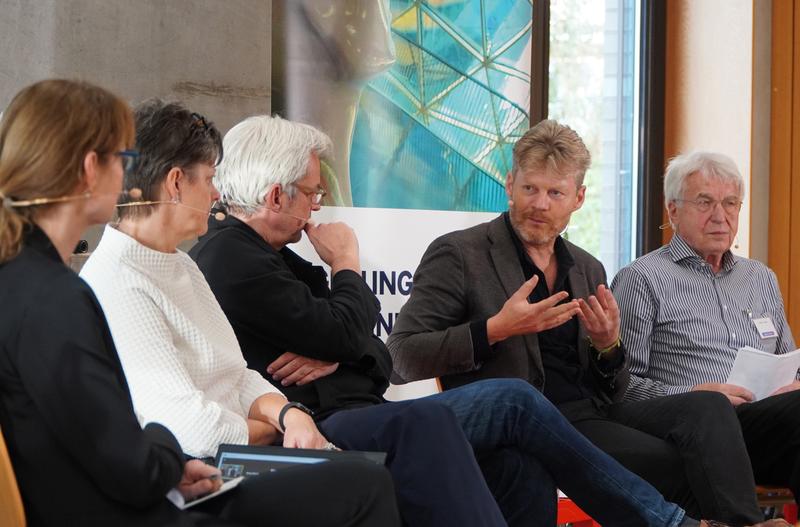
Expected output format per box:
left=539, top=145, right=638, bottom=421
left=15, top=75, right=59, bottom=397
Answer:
left=80, top=100, right=402, bottom=526
left=80, top=101, right=341, bottom=459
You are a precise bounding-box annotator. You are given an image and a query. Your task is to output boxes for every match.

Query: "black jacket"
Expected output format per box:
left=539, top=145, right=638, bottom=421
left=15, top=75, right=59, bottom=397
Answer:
left=387, top=214, right=630, bottom=416
left=190, top=216, right=390, bottom=419
left=0, top=227, right=196, bottom=526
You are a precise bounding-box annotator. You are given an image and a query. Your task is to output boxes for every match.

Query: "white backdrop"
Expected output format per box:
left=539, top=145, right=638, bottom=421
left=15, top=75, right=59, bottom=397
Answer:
left=293, top=206, right=498, bottom=400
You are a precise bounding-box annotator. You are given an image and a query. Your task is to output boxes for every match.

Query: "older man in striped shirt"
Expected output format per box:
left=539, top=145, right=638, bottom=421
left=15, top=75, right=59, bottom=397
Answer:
left=613, top=150, right=800, bottom=505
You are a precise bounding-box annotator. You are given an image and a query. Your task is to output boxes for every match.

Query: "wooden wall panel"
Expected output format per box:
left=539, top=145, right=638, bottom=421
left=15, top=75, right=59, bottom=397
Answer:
left=793, top=0, right=800, bottom=335
left=662, top=0, right=684, bottom=245
left=769, top=0, right=799, bottom=336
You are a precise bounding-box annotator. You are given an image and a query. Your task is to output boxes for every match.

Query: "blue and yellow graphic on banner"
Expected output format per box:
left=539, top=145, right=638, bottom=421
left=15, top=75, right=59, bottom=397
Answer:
left=351, top=0, right=533, bottom=212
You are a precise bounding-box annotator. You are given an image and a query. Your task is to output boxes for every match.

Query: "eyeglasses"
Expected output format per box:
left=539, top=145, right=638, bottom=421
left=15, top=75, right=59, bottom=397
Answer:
left=116, top=150, right=139, bottom=174
left=293, top=183, right=326, bottom=205
left=675, top=197, right=742, bottom=215
left=190, top=112, right=210, bottom=133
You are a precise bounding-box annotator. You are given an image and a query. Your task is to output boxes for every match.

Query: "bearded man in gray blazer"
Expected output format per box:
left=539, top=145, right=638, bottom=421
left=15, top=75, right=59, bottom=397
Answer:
left=387, top=120, right=765, bottom=525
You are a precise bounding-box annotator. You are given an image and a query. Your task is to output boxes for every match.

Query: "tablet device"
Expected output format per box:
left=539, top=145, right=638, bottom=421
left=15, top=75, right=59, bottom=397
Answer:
left=214, top=444, right=387, bottom=481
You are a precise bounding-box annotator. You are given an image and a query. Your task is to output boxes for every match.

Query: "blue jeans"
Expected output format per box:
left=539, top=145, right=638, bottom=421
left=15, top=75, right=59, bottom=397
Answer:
left=429, top=378, right=687, bottom=527
left=319, top=398, right=507, bottom=527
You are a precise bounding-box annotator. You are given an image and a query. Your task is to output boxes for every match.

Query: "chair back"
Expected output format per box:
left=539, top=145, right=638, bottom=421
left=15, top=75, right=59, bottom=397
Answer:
left=0, top=427, right=26, bottom=527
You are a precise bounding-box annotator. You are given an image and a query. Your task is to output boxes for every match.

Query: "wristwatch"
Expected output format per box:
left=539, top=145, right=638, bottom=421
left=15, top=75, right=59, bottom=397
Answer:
left=278, top=401, right=314, bottom=432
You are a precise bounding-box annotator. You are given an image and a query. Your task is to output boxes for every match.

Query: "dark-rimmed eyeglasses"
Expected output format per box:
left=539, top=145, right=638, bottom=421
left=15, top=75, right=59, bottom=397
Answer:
left=116, top=149, right=139, bottom=174
left=191, top=112, right=210, bottom=133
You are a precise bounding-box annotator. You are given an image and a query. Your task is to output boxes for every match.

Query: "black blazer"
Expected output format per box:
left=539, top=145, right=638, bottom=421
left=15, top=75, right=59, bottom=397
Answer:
left=191, top=216, right=391, bottom=419
left=0, top=227, right=193, bottom=526
left=388, top=214, right=629, bottom=403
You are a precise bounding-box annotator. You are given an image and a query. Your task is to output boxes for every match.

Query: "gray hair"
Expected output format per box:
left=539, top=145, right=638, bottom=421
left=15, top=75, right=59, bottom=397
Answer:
left=216, top=115, right=332, bottom=215
left=664, top=151, right=745, bottom=209
left=120, top=99, right=223, bottom=220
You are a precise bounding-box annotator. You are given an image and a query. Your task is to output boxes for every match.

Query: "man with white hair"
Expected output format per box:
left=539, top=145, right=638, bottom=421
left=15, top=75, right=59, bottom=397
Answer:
left=189, top=115, right=723, bottom=527
left=612, top=150, right=800, bottom=502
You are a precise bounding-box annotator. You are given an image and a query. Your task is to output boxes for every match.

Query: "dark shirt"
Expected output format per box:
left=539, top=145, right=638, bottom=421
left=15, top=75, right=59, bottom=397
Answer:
left=190, top=216, right=391, bottom=420
left=505, top=214, right=597, bottom=404
left=0, top=226, right=187, bottom=526
left=470, top=213, right=620, bottom=405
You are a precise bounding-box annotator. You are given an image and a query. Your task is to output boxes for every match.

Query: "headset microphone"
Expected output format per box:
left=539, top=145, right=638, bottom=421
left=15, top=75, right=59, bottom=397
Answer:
left=2, top=191, right=92, bottom=208
left=117, top=188, right=226, bottom=220
left=277, top=209, right=310, bottom=224
left=2, top=187, right=226, bottom=221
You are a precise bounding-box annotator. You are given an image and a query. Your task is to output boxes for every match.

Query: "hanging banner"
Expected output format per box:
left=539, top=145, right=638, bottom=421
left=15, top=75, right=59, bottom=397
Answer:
left=293, top=207, right=497, bottom=399
left=272, top=0, right=532, bottom=399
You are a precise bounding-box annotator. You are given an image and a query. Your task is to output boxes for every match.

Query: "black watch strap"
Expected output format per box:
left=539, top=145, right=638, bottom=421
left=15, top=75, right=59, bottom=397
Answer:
left=278, top=401, right=314, bottom=432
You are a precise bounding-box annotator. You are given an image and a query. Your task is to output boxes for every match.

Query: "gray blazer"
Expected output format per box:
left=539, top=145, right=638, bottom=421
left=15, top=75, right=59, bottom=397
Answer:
left=387, top=214, right=629, bottom=402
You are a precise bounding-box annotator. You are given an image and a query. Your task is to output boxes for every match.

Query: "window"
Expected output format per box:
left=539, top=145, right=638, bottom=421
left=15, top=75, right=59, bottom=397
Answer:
left=548, top=0, right=639, bottom=276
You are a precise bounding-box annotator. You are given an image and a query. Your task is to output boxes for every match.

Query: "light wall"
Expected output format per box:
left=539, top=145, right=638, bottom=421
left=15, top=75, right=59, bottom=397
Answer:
left=664, top=0, right=766, bottom=260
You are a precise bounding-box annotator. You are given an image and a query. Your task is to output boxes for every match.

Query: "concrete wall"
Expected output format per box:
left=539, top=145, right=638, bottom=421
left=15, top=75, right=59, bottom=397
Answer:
left=0, top=0, right=272, bottom=247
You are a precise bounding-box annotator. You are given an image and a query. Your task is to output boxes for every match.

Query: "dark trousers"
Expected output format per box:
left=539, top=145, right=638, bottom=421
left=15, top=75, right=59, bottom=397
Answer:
left=737, top=389, right=800, bottom=499
left=475, top=448, right=556, bottom=527
left=564, top=391, right=763, bottom=525
left=195, top=459, right=401, bottom=527
left=435, top=378, right=686, bottom=527
left=325, top=379, right=687, bottom=527
left=318, top=398, right=507, bottom=527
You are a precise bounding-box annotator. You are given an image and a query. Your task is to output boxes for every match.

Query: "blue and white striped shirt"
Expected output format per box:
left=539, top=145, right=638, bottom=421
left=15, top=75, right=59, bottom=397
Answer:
left=611, top=234, right=796, bottom=402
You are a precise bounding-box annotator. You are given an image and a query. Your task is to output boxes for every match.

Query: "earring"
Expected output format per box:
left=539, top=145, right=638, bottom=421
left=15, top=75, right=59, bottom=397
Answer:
left=172, top=192, right=181, bottom=204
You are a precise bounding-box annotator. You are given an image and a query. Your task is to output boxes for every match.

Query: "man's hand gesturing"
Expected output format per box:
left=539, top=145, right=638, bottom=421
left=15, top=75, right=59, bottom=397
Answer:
left=487, top=275, right=580, bottom=345
left=577, top=285, right=620, bottom=350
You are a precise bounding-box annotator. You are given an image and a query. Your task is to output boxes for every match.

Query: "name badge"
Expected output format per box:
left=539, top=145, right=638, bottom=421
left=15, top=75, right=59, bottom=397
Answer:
left=752, top=317, right=778, bottom=339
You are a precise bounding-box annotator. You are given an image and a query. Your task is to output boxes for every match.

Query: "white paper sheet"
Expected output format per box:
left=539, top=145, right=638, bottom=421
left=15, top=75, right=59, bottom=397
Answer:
left=167, top=476, right=244, bottom=510
left=726, top=346, right=800, bottom=400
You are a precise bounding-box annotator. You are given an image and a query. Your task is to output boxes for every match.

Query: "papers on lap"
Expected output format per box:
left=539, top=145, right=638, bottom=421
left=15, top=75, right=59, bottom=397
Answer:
left=727, top=346, right=800, bottom=400
left=167, top=476, right=244, bottom=510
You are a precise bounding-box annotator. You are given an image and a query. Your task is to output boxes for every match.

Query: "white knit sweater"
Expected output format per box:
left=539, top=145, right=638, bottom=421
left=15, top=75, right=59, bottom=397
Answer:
left=81, top=225, right=282, bottom=458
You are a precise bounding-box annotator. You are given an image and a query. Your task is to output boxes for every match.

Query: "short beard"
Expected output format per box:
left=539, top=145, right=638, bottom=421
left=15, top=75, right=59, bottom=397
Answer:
left=509, top=214, right=556, bottom=247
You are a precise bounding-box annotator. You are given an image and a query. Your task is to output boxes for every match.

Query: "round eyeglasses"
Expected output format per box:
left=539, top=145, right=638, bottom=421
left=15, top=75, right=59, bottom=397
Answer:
left=675, top=197, right=742, bottom=215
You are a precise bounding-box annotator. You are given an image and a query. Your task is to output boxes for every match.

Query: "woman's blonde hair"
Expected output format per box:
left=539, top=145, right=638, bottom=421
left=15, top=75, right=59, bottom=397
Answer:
left=0, top=79, right=134, bottom=263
